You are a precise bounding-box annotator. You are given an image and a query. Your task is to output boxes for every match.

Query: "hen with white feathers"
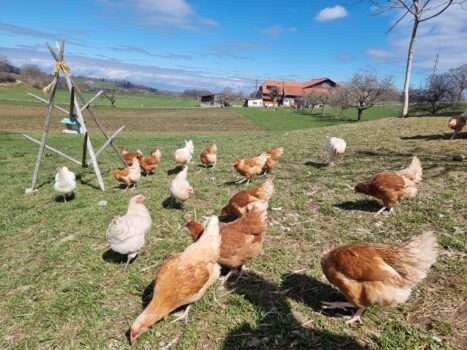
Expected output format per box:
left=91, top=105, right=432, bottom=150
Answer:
left=107, top=194, right=152, bottom=267
left=173, top=140, right=194, bottom=165
left=325, top=137, right=346, bottom=166
left=169, top=166, right=193, bottom=206
left=54, top=166, right=76, bottom=202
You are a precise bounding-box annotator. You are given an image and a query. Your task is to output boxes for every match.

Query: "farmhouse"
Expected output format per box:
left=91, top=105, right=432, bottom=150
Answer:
left=198, top=93, right=228, bottom=107
left=254, top=78, right=336, bottom=107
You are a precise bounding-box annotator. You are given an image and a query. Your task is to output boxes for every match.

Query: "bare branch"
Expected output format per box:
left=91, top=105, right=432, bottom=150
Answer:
left=420, top=0, right=455, bottom=21
left=386, top=9, right=410, bottom=34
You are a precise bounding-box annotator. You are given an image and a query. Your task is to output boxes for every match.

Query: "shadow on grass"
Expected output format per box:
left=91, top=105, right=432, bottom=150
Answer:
left=102, top=249, right=129, bottom=265
left=304, top=161, right=328, bottom=168
left=167, top=165, right=184, bottom=176
left=76, top=173, right=101, bottom=191
left=162, top=196, right=183, bottom=210
left=54, top=192, right=76, bottom=203
left=401, top=132, right=466, bottom=141
left=221, top=272, right=365, bottom=349
left=335, top=199, right=382, bottom=213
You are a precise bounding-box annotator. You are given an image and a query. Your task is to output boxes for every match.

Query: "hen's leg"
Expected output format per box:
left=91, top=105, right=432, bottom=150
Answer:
left=125, top=252, right=138, bottom=268
left=321, top=301, right=356, bottom=310
left=375, top=206, right=388, bottom=216
left=170, top=304, right=192, bottom=324
left=345, top=308, right=365, bottom=324
left=220, top=269, right=236, bottom=287
left=450, top=132, right=456, bottom=140
left=235, top=178, right=247, bottom=184
left=63, top=194, right=67, bottom=203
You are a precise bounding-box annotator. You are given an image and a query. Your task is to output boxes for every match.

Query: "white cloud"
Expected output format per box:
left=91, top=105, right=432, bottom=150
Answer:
left=260, top=25, right=298, bottom=39
left=97, top=0, right=218, bottom=32
left=315, top=5, right=348, bottom=22
left=365, top=3, right=467, bottom=73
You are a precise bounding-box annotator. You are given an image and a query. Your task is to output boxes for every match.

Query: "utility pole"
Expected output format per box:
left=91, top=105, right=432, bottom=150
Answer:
left=430, top=53, right=439, bottom=89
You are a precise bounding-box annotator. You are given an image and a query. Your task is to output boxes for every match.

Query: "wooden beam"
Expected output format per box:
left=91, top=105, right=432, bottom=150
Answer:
left=90, top=125, right=126, bottom=163
left=82, top=132, right=88, bottom=167
left=28, top=93, right=68, bottom=114
left=80, top=90, right=103, bottom=112
left=69, top=77, right=127, bottom=166
left=65, top=75, right=105, bottom=191
left=23, top=134, right=81, bottom=166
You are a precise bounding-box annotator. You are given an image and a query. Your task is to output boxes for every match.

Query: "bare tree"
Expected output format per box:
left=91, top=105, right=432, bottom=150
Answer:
left=411, top=72, right=461, bottom=114
left=102, top=89, right=116, bottom=107
left=330, top=84, right=354, bottom=116
left=449, top=63, right=467, bottom=95
left=348, top=71, right=394, bottom=120
left=268, top=86, right=280, bottom=109
left=369, top=0, right=465, bottom=117
left=302, top=91, right=323, bottom=112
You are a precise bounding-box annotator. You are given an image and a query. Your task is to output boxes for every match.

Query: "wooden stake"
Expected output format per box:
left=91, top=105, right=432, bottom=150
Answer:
left=90, top=125, right=125, bottom=162
left=82, top=132, right=88, bottom=167
left=23, top=134, right=81, bottom=166
left=28, top=93, right=68, bottom=114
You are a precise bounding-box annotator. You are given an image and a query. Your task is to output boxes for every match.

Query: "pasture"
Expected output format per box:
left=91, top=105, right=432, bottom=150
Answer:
left=0, top=106, right=466, bottom=349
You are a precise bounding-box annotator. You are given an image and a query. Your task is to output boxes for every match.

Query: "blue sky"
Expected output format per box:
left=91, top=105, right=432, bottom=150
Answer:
left=0, top=0, right=466, bottom=92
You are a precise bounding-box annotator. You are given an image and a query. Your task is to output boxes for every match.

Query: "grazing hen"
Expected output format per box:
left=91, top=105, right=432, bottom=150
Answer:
left=262, top=147, right=284, bottom=173
left=325, top=137, right=346, bottom=166
left=54, top=166, right=76, bottom=202
left=233, top=152, right=268, bottom=184
left=169, top=166, right=193, bottom=207
left=173, top=140, right=194, bottom=165
left=355, top=156, right=422, bottom=215
left=129, top=216, right=221, bottom=344
left=112, top=156, right=142, bottom=191
left=186, top=200, right=268, bottom=285
left=321, top=231, right=439, bottom=324
left=221, top=178, right=274, bottom=218
left=200, top=144, right=217, bottom=168
left=140, top=148, right=162, bottom=176
left=120, top=147, right=142, bottom=166
left=107, top=194, right=152, bottom=267
left=448, top=114, right=466, bottom=139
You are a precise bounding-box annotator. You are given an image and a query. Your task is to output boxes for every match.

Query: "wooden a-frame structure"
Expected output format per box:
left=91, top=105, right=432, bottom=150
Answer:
left=24, top=39, right=127, bottom=192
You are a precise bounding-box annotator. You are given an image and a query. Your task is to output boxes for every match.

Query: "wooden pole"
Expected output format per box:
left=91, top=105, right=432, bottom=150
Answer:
left=82, top=132, right=88, bottom=167
left=69, top=77, right=127, bottom=166
left=80, top=90, right=103, bottom=112
left=23, top=134, right=81, bottom=166
left=28, top=93, right=68, bottom=114
left=90, top=125, right=125, bottom=162
left=64, top=75, right=105, bottom=191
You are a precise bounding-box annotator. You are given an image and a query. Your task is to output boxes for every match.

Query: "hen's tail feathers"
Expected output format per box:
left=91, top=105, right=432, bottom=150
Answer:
left=256, top=152, right=268, bottom=167
left=398, top=231, right=439, bottom=286
left=402, top=156, right=422, bottom=184
left=257, top=178, right=274, bottom=201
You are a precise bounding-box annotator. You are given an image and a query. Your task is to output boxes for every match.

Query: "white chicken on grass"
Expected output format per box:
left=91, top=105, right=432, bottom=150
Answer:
left=54, top=166, right=76, bottom=202
left=325, top=137, right=346, bottom=166
left=173, top=140, right=194, bottom=165
left=107, top=194, right=152, bottom=267
left=169, top=166, right=193, bottom=208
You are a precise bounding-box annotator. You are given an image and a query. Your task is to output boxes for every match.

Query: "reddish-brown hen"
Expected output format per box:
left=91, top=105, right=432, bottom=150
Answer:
left=221, top=178, right=274, bottom=217
left=321, top=231, right=438, bottom=324
left=140, top=148, right=161, bottom=176
left=448, top=115, right=466, bottom=139
left=120, top=146, right=142, bottom=165
left=262, top=147, right=284, bottom=173
left=186, top=200, right=268, bottom=285
left=233, top=152, right=268, bottom=184
left=112, top=155, right=142, bottom=190
left=354, top=156, right=422, bottom=215
left=200, top=144, right=217, bottom=168
left=129, top=216, right=221, bottom=344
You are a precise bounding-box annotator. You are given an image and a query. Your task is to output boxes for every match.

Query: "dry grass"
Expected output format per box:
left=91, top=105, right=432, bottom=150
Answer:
left=0, top=115, right=465, bottom=349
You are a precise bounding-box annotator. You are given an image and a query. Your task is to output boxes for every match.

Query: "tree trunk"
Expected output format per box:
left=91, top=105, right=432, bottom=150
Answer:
left=401, top=18, right=419, bottom=118
left=357, top=109, right=362, bottom=121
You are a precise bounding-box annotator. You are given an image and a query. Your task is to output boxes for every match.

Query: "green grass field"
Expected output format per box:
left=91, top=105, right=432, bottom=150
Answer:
left=0, top=83, right=199, bottom=108
left=0, top=112, right=465, bottom=349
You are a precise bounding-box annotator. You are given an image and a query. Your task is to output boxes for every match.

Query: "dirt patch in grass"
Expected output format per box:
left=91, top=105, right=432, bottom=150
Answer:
left=0, top=104, right=263, bottom=134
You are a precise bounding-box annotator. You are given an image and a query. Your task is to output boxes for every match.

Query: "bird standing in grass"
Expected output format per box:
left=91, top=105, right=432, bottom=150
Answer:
left=107, top=194, right=152, bottom=267
left=354, top=156, right=422, bottom=215
left=321, top=231, right=438, bottom=324
left=129, top=216, right=220, bottom=344
left=448, top=114, right=466, bottom=139
left=324, top=137, right=346, bottom=166
left=173, top=140, right=194, bottom=165
left=233, top=152, right=268, bottom=184
left=169, top=166, right=193, bottom=207
left=200, top=144, right=217, bottom=168
left=54, top=166, right=76, bottom=202
left=112, top=155, right=142, bottom=191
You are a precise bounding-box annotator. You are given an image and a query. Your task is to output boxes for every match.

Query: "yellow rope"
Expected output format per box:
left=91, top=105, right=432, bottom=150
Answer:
left=42, top=61, right=70, bottom=93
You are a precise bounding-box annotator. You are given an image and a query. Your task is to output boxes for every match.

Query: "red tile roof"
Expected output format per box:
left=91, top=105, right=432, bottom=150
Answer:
left=262, top=78, right=335, bottom=98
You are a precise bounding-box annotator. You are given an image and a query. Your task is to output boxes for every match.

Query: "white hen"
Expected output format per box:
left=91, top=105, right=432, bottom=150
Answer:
left=107, top=194, right=152, bottom=267
left=325, top=137, right=346, bottom=166
left=169, top=166, right=193, bottom=206
left=54, top=166, right=76, bottom=202
left=173, top=140, right=194, bottom=165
